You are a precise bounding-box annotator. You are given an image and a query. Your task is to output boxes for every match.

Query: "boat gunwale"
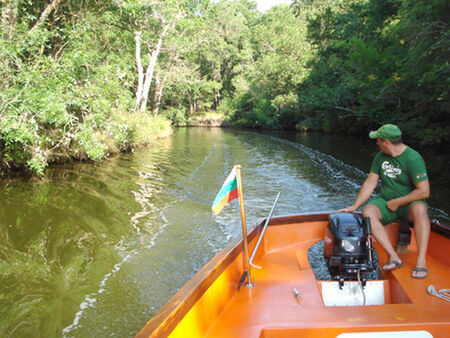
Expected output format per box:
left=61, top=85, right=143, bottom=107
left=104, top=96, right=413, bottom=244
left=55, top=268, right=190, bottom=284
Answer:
left=430, top=219, right=450, bottom=238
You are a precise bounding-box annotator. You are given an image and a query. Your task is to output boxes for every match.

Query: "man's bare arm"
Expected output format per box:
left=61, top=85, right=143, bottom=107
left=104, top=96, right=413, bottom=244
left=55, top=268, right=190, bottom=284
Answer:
left=386, top=180, right=430, bottom=212
left=339, top=172, right=379, bottom=212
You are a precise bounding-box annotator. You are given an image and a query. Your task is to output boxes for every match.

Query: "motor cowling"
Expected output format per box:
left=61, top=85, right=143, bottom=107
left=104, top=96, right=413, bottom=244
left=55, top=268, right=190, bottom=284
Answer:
left=324, top=212, right=375, bottom=287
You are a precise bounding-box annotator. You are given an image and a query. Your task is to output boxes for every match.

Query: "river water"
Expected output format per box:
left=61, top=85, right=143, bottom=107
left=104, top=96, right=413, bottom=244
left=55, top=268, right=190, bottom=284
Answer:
left=0, top=128, right=448, bottom=337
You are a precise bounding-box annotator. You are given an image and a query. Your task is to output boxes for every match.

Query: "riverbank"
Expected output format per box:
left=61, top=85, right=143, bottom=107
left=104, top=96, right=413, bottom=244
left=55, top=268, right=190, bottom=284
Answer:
left=0, top=114, right=172, bottom=177
left=185, top=112, right=228, bottom=127
left=2, top=116, right=448, bottom=179
left=0, top=111, right=227, bottom=178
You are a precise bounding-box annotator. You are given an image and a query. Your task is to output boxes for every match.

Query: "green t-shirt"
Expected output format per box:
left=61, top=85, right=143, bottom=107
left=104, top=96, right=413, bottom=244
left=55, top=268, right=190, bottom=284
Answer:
left=370, top=147, right=428, bottom=200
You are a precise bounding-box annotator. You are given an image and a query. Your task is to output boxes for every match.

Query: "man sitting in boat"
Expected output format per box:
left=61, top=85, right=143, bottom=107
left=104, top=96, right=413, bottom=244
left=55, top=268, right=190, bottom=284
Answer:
left=340, top=124, right=430, bottom=279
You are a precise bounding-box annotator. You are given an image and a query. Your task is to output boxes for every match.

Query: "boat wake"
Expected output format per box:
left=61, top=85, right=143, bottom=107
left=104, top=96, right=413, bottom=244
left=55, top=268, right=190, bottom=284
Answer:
left=62, top=252, right=134, bottom=336
left=62, top=166, right=173, bottom=336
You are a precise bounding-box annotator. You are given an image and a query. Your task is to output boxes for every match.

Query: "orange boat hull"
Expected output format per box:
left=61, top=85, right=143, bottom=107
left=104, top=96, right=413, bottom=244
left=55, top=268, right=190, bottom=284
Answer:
left=137, top=213, right=450, bottom=337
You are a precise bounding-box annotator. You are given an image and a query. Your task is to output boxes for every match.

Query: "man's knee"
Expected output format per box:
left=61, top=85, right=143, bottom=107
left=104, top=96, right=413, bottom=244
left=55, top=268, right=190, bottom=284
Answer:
left=363, top=204, right=381, bottom=219
left=363, top=204, right=381, bottom=217
left=408, top=202, right=429, bottom=223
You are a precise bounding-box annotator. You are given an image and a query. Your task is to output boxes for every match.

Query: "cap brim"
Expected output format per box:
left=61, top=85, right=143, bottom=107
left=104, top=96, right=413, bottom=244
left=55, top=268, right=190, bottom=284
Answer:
left=369, top=131, right=378, bottom=139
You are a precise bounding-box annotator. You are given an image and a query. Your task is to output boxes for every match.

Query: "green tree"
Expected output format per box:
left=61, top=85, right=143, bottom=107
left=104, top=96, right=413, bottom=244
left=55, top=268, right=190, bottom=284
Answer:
left=0, top=0, right=171, bottom=175
left=231, top=4, right=311, bottom=128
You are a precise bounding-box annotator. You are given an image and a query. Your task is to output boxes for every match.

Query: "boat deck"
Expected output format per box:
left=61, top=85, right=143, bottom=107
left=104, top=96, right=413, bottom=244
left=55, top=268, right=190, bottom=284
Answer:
left=204, top=221, right=450, bottom=337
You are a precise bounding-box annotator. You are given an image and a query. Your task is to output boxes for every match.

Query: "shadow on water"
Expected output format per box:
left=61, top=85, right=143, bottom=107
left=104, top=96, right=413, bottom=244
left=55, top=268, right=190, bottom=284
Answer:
left=0, top=128, right=448, bottom=337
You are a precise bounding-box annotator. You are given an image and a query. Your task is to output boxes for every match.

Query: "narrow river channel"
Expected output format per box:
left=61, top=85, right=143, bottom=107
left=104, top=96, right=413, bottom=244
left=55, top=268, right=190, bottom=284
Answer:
left=0, top=128, right=448, bottom=337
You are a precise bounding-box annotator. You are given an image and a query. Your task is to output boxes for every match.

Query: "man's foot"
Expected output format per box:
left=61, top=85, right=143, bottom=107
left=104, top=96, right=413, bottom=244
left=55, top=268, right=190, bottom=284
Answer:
left=382, top=260, right=404, bottom=271
left=411, top=267, right=428, bottom=279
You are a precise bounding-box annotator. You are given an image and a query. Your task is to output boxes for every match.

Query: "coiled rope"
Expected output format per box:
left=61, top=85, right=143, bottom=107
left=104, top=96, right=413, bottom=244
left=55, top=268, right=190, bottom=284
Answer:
left=427, top=285, right=450, bottom=302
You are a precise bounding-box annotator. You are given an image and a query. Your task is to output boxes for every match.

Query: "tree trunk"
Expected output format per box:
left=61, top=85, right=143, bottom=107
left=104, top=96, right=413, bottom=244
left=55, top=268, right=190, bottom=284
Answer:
left=152, top=50, right=179, bottom=115
left=153, top=73, right=166, bottom=116
left=138, top=50, right=158, bottom=113
left=2, top=0, right=18, bottom=40
left=214, top=90, right=220, bottom=109
left=1, top=0, right=18, bottom=88
left=30, top=0, right=63, bottom=32
left=137, top=23, right=171, bottom=113
left=135, top=31, right=144, bottom=110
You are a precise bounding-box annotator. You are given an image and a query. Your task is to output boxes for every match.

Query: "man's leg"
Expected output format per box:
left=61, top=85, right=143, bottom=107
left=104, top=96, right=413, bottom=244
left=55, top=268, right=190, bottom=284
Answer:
left=409, top=202, right=430, bottom=278
left=363, top=204, right=402, bottom=269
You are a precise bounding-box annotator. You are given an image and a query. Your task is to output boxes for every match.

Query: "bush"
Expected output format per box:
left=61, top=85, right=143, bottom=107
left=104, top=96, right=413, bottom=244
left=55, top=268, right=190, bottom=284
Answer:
left=163, top=107, right=189, bottom=127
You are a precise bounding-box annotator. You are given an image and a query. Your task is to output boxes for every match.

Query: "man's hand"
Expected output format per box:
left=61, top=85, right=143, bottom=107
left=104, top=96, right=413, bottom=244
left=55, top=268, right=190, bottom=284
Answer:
left=337, top=172, right=379, bottom=214
left=386, top=199, right=399, bottom=212
left=338, top=205, right=358, bottom=213
left=384, top=180, right=429, bottom=213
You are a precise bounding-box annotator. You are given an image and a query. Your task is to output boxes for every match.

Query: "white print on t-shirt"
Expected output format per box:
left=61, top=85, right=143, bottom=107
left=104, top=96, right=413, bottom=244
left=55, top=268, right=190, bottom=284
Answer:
left=382, top=161, right=402, bottom=179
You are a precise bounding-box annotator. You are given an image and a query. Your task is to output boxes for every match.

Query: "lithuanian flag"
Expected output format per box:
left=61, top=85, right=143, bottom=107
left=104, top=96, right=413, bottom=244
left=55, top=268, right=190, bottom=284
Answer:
left=211, top=167, right=239, bottom=215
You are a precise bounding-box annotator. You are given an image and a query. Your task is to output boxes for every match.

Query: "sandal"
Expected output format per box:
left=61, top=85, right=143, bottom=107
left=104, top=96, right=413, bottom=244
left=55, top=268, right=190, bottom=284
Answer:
left=412, top=267, right=428, bottom=279
left=382, top=260, right=404, bottom=271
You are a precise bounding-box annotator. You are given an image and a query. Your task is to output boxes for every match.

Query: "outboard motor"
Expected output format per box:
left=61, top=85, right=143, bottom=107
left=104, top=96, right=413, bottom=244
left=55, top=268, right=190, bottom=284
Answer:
left=324, top=212, right=375, bottom=288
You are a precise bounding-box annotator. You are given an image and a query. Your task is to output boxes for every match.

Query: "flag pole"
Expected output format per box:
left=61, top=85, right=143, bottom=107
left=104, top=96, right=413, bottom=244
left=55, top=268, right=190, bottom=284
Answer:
left=235, top=165, right=253, bottom=287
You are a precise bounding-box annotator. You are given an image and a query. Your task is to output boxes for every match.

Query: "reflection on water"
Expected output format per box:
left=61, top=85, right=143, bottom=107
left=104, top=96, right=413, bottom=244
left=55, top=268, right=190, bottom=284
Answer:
left=0, top=128, right=448, bottom=337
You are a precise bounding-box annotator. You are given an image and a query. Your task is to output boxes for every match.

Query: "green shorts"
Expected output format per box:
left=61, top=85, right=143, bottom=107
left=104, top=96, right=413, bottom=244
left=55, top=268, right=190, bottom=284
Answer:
left=367, top=197, right=428, bottom=225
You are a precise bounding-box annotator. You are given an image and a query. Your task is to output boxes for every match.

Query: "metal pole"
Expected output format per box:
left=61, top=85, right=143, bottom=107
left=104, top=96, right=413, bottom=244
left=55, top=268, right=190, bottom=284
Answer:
left=250, top=192, right=280, bottom=266
left=235, top=165, right=253, bottom=287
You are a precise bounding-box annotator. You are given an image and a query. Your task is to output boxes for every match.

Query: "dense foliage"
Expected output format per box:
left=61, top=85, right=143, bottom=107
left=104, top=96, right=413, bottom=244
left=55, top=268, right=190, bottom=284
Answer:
left=290, top=0, right=449, bottom=147
left=1, top=0, right=448, bottom=174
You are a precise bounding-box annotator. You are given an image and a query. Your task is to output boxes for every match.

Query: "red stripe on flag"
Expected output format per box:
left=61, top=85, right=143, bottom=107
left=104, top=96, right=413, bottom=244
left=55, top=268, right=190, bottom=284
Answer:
left=226, top=188, right=239, bottom=203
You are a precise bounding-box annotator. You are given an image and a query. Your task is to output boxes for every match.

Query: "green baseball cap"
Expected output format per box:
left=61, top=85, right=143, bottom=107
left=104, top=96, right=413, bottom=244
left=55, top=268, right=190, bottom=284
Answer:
left=369, top=124, right=402, bottom=141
